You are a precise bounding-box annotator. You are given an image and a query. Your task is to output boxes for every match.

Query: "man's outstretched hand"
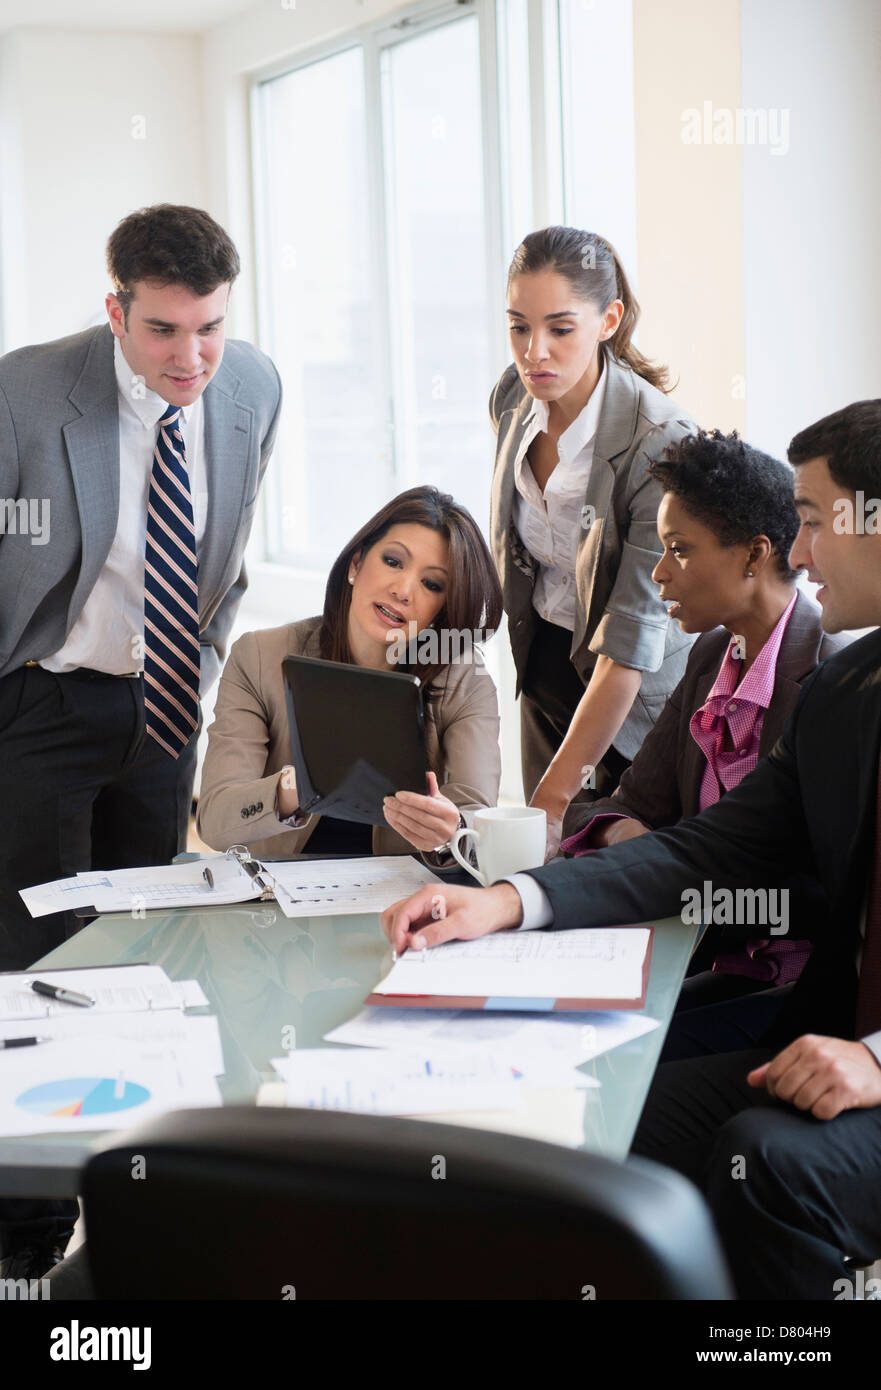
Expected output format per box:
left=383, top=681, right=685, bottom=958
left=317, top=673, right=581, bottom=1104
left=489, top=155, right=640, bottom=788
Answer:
left=380, top=882, right=524, bottom=957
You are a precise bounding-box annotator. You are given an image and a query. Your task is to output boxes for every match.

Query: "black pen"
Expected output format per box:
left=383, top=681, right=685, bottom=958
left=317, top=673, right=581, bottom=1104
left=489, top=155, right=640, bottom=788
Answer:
left=30, top=980, right=95, bottom=1008
left=238, top=859, right=270, bottom=893
left=0, top=1036, right=51, bottom=1049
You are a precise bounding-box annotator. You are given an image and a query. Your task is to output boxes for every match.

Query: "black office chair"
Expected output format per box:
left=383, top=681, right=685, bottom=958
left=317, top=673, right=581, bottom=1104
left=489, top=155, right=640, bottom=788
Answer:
left=82, top=1106, right=734, bottom=1299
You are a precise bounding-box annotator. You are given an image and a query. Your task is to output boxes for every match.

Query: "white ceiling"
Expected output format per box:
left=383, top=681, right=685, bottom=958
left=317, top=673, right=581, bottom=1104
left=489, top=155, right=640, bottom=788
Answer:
left=0, top=0, right=260, bottom=35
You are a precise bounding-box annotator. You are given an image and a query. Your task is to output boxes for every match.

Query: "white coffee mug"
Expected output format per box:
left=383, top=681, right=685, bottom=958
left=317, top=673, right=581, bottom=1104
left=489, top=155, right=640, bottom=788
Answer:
left=449, top=806, right=547, bottom=886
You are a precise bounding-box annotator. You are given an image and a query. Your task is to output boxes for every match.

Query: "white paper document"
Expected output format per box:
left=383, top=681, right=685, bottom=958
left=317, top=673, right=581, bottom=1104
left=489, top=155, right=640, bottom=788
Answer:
left=0, top=1031, right=223, bottom=1137
left=20, top=858, right=261, bottom=917
left=272, top=1048, right=522, bottom=1115
left=373, top=927, right=652, bottom=1004
left=87, top=859, right=263, bottom=914
left=325, top=1005, right=659, bottom=1064
left=0, top=966, right=207, bottom=1022
left=19, top=872, right=123, bottom=919
left=0, top=1011, right=225, bottom=1078
left=264, top=856, right=441, bottom=917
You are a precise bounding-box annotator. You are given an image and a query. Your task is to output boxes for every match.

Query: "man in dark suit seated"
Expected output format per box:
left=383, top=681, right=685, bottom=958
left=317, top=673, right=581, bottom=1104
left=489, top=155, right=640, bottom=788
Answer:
left=383, top=398, right=881, bottom=1299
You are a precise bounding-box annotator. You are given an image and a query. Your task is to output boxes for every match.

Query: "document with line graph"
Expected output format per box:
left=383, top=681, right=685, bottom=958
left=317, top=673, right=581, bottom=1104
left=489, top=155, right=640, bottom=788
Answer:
left=367, top=925, right=654, bottom=1012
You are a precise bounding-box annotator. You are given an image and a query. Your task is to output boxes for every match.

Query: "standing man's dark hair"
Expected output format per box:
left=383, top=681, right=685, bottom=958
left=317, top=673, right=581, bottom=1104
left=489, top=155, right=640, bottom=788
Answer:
left=106, top=204, right=241, bottom=323
left=0, top=203, right=281, bottom=1284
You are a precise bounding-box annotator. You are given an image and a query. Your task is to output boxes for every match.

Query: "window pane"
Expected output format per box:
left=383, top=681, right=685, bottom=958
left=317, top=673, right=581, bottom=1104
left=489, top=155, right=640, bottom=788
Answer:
left=381, top=16, right=493, bottom=535
left=559, top=0, right=638, bottom=270
left=496, top=0, right=533, bottom=254
left=256, top=48, right=389, bottom=570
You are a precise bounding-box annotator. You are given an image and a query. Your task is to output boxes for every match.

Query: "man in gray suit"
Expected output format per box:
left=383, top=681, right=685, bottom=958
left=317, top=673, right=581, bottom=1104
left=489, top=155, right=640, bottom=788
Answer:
left=0, top=204, right=281, bottom=1275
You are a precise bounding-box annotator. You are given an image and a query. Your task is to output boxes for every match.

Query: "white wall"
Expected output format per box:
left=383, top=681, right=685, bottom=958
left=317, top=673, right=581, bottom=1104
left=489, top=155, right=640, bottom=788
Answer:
left=0, top=27, right=206, bottom=351
left=741, top=0, right=881, bottom=459
left=632, top=0, right=745, bottom=435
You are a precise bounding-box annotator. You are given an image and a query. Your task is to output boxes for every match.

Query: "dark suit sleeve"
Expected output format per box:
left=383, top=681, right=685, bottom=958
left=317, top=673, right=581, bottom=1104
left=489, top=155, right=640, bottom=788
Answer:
left=199, top=362, right=283, bottom=691
left=577, top=669, right=689, bottom=835
left=526, top=684, right=813, bottom=934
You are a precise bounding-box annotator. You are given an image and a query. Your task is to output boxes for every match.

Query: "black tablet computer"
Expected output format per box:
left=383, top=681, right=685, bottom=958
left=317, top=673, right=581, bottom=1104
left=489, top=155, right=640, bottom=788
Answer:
left=282, top=654, right=428, bottom=825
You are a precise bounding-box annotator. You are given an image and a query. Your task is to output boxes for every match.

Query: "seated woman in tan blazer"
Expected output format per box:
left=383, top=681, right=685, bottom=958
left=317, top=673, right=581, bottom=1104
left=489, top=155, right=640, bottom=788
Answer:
left=197, top=485, right=503, bottom=863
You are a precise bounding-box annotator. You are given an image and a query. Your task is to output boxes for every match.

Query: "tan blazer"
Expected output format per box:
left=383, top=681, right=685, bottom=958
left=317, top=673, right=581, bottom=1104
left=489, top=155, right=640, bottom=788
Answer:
left=196, top=616, right=501, bottom=863
left=490, top=351, right=698, bottom=758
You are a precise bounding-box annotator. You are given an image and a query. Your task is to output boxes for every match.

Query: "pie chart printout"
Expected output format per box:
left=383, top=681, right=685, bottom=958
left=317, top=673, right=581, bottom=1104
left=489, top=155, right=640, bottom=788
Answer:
left=16, top=1077, right=151, bottom=1119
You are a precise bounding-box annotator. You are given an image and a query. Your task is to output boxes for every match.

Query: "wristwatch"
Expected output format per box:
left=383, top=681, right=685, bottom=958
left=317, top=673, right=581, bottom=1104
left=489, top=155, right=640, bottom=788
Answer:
left=432, top=811, right=467, bottom=854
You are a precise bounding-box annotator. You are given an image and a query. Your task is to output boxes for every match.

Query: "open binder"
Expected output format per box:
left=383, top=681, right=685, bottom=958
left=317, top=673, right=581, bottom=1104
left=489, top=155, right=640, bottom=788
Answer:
left=21, top=850, right=443, bottom=923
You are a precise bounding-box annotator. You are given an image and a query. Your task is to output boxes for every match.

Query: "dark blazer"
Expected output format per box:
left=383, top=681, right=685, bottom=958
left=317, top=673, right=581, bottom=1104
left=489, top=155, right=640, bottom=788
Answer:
left=524, top=627, right=881, bottom=1044
left=0, top=324, right=282, bottom=690
left=574, top=590, right=849, bottom=832
left=489, top=351, right=697, bottom=758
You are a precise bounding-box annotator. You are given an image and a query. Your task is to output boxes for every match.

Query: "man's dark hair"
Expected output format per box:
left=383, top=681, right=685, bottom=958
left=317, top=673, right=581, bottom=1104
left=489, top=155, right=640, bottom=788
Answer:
left=787, top=400, right=881, bottom=496
left=648, top=429, right=799, bottom=580
left=106, top=204, right=240, bottom=321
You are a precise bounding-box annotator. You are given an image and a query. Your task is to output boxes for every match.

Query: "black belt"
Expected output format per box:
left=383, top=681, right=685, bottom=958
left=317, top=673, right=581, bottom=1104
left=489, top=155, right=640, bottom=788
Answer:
left=23, top=661, right=141, bottom=681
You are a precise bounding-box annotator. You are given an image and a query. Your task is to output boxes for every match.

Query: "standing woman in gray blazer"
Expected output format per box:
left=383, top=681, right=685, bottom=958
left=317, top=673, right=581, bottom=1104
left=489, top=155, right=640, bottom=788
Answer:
left=490, top=226, right=697, bottom=858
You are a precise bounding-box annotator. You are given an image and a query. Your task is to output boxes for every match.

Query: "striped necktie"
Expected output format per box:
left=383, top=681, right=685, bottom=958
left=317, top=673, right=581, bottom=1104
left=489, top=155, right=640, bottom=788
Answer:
left=143, top=404, right=200, bottom=758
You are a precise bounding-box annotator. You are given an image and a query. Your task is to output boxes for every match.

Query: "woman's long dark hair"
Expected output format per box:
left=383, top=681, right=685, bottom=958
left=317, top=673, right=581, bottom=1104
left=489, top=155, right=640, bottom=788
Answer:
left=507, top=226, right=672, bottom=393
left=320, top=486, right=503, bottom=694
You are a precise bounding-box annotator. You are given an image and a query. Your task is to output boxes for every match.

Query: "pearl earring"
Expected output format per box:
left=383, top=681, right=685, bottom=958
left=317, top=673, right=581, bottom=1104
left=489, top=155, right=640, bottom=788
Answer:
left=348, top=575, right=355, bottom=585
left=746, top=569, right=754, bottom=578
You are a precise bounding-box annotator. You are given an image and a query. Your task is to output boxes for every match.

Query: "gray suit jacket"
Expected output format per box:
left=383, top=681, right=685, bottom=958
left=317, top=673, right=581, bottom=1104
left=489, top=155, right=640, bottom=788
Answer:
left=196, top=616, right=502, bottom=864
left=489, top=351, right=697, bottom=758
left=571, top=589, right=850, bottom=833
left=0, top=323, right=282, bottom=690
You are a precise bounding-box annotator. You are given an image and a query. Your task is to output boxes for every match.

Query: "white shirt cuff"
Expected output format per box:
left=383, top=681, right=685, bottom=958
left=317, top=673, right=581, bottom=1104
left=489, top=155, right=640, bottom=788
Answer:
left=500, top=873, right=554, bottom=930
left=861, top=1031, right=881, bottom=1069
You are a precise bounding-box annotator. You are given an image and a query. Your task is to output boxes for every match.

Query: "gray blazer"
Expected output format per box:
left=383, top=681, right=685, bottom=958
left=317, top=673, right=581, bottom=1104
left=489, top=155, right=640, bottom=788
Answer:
left=489, top=351, right=697, bottom=758
left=571, top=589, right=850, bottom=833
left=0, top=323, right=282, bottom=690
left=196, top=616, right=502, bottom=864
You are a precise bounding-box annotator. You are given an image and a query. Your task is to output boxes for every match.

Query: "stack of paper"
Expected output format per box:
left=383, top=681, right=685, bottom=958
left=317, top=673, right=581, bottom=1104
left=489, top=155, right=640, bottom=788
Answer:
left=0, top=966, right=224, bottom=1137
left=271, top=1049, right=525, bottom=1116
left=325, top=1006, right=659, bottom=1071
left=0, top=965, right=208, bottom=1018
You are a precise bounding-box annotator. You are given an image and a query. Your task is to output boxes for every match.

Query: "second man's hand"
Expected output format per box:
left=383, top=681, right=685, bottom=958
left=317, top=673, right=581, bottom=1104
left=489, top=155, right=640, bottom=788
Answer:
left=380, top=881, right=524, bottom=957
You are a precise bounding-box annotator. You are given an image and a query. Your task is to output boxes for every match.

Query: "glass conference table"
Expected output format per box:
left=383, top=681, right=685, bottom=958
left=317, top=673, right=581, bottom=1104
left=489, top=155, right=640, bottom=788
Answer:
left=0, top=883, right=698, bottom=1198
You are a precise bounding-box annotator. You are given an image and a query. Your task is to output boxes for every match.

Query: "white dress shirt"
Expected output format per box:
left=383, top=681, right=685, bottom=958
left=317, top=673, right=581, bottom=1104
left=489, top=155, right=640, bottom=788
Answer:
left=42, top=338, right=208, bottom=675
left=513, top=364, right=607, bottom=631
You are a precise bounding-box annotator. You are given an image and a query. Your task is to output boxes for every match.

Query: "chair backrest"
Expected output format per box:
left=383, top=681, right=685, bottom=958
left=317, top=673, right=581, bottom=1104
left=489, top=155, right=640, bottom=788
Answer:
left=82, top=1106, right=734, bottom=1300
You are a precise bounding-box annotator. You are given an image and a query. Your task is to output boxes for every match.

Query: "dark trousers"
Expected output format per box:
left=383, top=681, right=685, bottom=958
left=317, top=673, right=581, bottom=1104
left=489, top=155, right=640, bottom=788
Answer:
left=0, top=664, right=197, bottom=970
left=631, top=1049, right=881, bottom=1299
left=520, top=616, right=630, bottom=833
left=0, top=663, right=198, bottom=1258
left=660, top=974, right=795, bottom=1062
